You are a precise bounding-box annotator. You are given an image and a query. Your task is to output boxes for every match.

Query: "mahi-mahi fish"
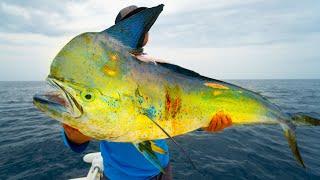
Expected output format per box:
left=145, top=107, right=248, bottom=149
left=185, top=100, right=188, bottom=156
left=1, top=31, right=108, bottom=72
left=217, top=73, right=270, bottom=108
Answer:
left=33, top=4, right=319, bottom=172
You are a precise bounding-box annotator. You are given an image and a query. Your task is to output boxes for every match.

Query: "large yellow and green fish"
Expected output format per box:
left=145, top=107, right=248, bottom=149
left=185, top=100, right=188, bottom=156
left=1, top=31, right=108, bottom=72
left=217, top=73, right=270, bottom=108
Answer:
left=33, top=4, right=319, bottom=172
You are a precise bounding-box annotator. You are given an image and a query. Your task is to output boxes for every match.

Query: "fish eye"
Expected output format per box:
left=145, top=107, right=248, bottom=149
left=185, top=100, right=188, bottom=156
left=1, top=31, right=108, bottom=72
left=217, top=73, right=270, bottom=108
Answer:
left=81, top=91, right=95, bottom=102
left=85, top=94, right=92, bottom=100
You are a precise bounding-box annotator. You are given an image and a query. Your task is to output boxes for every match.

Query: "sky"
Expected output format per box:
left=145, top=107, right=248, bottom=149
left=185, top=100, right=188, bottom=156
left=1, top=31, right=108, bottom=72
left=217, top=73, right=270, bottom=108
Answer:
left=0, top=0, right=319, bottom=81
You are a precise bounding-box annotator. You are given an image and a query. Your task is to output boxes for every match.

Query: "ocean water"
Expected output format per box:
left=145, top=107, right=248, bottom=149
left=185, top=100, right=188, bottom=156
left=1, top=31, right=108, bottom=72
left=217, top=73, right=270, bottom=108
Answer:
left=0, top=80, right=319, bottom=179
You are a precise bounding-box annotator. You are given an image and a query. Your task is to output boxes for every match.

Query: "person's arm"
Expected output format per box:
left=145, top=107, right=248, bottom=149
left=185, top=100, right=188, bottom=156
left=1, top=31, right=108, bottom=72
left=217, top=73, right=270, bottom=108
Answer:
left=62, top=124, right=93, bottom=153
left=203, top=110, right=232, bottom=133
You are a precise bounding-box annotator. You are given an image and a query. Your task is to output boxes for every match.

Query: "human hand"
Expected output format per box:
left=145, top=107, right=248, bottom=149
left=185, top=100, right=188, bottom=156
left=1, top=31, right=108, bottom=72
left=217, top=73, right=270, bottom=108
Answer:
left=62, top=123, right=93, bottom=144
left=203, top=110, right=232, bottom=133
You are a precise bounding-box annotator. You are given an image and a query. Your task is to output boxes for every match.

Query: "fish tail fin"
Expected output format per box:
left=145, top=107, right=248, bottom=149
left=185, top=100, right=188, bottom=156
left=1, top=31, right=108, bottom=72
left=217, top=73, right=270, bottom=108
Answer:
left=280, top=122, right=306, bottom=168
left=291, top=114, right=320, bottom=126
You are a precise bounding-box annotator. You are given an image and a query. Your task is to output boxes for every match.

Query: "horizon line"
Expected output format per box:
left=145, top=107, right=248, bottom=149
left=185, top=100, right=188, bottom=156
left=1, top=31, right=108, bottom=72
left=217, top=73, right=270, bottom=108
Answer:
left=1, top=78, right=320, bottom=82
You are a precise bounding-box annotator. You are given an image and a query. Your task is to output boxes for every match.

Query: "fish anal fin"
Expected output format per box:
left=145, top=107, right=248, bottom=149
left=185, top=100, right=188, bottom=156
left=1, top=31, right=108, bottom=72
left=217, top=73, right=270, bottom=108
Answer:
left=134, top=141, right=165, bottom=173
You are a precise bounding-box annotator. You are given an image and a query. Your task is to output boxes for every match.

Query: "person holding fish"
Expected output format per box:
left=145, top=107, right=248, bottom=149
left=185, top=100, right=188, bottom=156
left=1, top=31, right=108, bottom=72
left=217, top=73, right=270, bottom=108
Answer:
left=60, top=5, right=232, bottom=180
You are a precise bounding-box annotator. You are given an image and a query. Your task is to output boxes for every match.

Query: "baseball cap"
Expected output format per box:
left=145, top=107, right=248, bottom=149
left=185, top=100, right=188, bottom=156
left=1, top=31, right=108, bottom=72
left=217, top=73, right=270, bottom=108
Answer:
left=115, top=5, right=147, bottom=24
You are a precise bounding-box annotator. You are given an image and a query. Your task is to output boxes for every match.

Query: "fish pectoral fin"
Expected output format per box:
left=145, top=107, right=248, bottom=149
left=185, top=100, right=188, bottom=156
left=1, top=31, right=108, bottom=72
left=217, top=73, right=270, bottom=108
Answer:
left=150, top=141, right=167, bottom=154
left=134, top=141, right=165, bottom=173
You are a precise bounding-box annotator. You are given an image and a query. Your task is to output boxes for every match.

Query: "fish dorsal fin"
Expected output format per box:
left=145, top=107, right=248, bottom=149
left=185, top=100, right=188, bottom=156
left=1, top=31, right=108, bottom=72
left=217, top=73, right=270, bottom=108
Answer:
left=157, top=62, right=203, bottom=79
left=157, top=62, right=223, bottom=83
left=102, top=4, right=163, bottom=50
left=156, top=62, right=255, bottom=93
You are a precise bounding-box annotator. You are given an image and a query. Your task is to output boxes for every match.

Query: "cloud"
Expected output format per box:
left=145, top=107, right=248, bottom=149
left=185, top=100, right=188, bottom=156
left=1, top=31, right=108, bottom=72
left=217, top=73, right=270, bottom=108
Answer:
left=0, top=0, right=166, bottom=36
left=148, top=34, right=320, bottom=79
left=150, top=0, right=320, bottom=48
left=0, top=32, right=71, bottom=81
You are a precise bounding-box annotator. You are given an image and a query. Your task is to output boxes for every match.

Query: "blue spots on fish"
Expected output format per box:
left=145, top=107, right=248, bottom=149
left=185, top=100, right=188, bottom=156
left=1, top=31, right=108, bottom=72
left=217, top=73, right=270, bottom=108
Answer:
left=133, top=86, right=158, bottom=119
left=143, top=106, right=157, bottom=121
left=100, top=95, right=119, bottom=107
left=135, top=86, right=144, bottom=104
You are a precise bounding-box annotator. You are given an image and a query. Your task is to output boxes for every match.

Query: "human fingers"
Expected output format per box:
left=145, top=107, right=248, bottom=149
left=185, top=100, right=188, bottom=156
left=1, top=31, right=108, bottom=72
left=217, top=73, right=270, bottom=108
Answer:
left=215, top=115, right=227, bottom=132
left=226, top=114, right=232, bottom=127
left=62, top=123, right=68, bottom=130
left=62, top=124, right=80, bottom=140
left=221, top=114, right=228, bottom=127
left=214, top=114, right=222, bottom=132
left=209, top=118, right=217, bottom=132
left=62, top=123, right=72, bottom=133
left=62, top=123, right=74, bottom=131
left=63, top=126, right=73, bottom=139
left=64, top=124, right=78, bottom=134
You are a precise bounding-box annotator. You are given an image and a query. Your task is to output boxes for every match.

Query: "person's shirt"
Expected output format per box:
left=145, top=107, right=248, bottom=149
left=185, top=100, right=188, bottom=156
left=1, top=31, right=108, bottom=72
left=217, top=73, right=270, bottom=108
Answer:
left=62, top=129, right=169, bottom=180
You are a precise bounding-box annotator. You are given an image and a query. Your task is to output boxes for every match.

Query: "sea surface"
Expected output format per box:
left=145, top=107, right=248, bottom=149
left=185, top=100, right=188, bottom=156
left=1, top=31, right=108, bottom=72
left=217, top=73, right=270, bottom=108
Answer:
left=0, top=80, right=319, bottom=179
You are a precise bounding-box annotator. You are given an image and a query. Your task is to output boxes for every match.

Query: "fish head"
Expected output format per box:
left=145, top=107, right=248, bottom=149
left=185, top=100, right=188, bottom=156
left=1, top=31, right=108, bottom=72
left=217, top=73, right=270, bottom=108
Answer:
left=33, top=74, right=139, bottom=140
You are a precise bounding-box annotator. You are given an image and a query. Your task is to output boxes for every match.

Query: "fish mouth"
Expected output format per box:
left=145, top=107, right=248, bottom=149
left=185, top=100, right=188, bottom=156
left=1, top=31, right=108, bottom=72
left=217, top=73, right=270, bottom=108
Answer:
left=33, top=77, right=83, bottom=118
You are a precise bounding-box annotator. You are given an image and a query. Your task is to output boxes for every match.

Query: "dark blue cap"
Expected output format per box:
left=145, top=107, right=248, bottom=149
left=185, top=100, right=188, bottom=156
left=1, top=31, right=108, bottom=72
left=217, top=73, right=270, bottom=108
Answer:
left=115, top=5, right=147, bottom=24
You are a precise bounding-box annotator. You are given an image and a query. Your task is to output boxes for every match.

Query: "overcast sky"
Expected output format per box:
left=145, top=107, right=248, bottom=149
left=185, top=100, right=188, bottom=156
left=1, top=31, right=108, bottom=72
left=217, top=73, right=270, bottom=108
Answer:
left=1, top=0, right=319, bottom=81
